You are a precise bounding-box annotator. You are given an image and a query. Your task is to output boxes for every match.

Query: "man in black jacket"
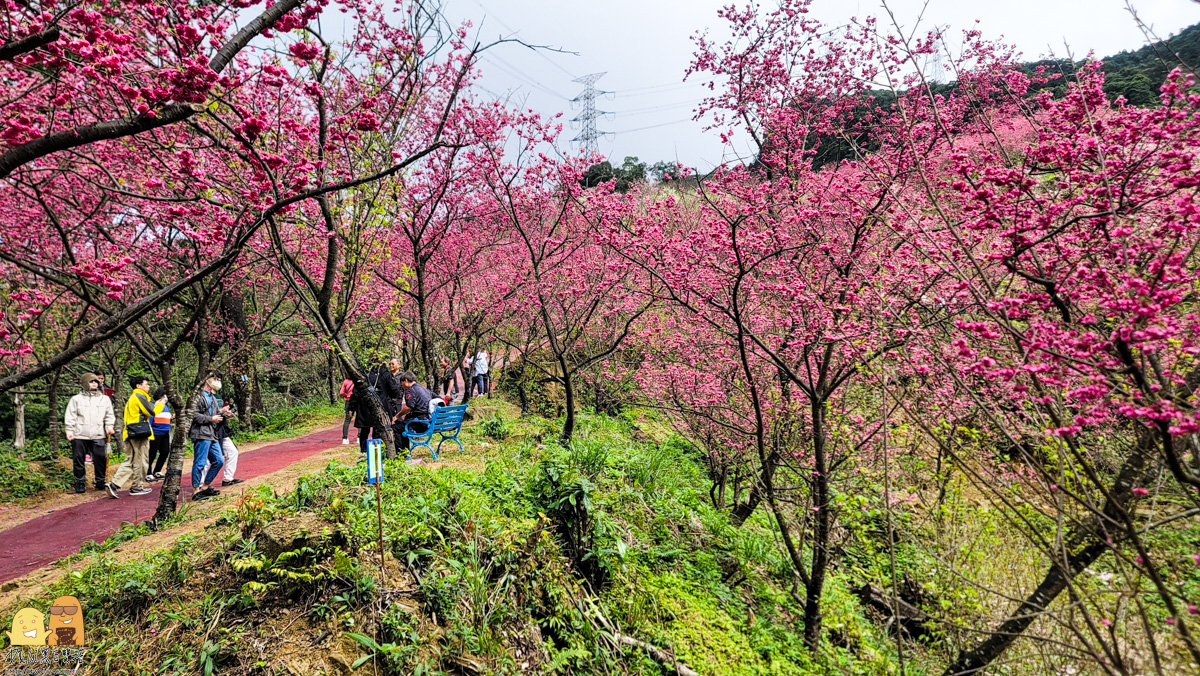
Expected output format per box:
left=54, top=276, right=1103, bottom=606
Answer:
left=394, top=371, right=433, bottom=454
left=347, top=362, right=402, bottom=456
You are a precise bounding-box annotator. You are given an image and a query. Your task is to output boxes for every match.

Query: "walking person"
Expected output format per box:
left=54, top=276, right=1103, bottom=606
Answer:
left=339, top=377, right=355, bottom=445
left=472, top=349, right=490, bottom=396
left=105, top=376, right=155, bottom=498
left=189, top=374, right=226, bottom=501
left=347, top=361, right=402, bottom=457
left=145, top=387, right=173, bottom=482
left=63, top=373, right=115, bottom=494
left=214, top=398, right=243, bottom=487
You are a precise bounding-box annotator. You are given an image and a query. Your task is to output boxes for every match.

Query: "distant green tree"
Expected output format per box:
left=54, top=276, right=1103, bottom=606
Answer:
left=580, top=156, right=647, bottom=192
left=647, top=160, right=682, bottom=183
left=1104, top=70, right=1157, bottom=106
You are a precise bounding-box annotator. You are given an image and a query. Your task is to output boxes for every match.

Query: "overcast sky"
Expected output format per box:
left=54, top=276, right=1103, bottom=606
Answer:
left=440, top=0, right=1200, bottom=169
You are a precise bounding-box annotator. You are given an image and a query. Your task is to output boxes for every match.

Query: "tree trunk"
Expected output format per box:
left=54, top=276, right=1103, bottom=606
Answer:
left=803, top=398, right=831, bottom=651
left=47, top=367, right=62, bottom=455
left=415, top=271, right=435, bottom=384
left=942, top=433, right=1153, bottom=675
left=13, top=389, right=25, bottom=448
left=221, top=288, right=255, bottom=428
left=327, top=350, right=336, bottom=405
left=559, top=371, right=576, bottom=445
left=153, top=318, right=211, bottom=525
left=109, top=358, right=125, bottom=457
left=730, top=449, right=780, bottom=527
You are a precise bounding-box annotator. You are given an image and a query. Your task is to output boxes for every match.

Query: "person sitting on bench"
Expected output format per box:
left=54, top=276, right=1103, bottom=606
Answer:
left=393, top=371, right=432, bottom=452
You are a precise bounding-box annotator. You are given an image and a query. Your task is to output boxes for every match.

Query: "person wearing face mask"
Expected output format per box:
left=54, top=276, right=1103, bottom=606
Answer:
left=188, top=374, right=226, bottom=501
left=63, top=373, right=115, bottom=493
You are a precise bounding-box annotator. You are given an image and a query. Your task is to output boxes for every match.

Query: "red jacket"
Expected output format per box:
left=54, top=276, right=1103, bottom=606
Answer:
left=339, top=379, right=354, bottom=400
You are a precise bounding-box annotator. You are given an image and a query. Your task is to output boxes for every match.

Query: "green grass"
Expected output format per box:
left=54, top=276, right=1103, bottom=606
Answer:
left=0, top=442, right=73, bottom=502
left=232, top=400, right=342, bottom=444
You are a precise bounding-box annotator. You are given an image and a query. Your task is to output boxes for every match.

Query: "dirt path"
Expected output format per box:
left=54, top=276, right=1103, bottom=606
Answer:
left=0, top=425, right=352, bottom=585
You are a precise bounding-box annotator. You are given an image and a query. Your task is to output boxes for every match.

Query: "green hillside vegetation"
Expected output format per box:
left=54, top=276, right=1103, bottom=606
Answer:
left=1097, top=21, right=1200, bottom=105
left=14, top=396, right=1199, bottom=674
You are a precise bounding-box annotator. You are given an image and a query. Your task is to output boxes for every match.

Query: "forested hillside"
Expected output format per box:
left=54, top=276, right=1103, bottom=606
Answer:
left=1100, top=21, right=1200, bottom=104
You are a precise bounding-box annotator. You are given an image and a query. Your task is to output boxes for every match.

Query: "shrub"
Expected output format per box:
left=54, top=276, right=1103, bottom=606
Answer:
left=0, top=447, right=73, bottom=501
left=478, top=414, right=509, bottom=441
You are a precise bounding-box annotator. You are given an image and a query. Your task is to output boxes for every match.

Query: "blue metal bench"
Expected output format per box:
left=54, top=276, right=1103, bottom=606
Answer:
left=402, top=404, right=468, bottom=460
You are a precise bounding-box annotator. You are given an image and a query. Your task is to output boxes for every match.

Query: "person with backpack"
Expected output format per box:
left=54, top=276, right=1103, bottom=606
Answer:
left=145, top=387, right=173, bottom=482
left=105, top=376, right=155, bottom=498
left=63, top=373, right=115, bottom=494
left=347, top=361, right=402, bottom=456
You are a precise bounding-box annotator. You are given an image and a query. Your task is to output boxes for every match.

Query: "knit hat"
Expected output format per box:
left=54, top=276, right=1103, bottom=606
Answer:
left=80, top=372, right=100, bottom=389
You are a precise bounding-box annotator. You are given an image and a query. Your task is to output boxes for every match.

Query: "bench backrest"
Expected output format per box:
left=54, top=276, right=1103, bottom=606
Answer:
left=430, top=404, right=467, bottom=432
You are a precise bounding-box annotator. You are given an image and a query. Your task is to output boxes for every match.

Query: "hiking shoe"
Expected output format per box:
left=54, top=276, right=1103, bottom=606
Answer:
left=106, top=483, right=119, bottom=499
left=342, top=438, right=349, bottom=445
left=192, top=488, right=215, bottom=501
left=222, top=478, right=244, bottom=486
left=73, top=484, right=85, bottom=494
left=129, top=486, right=152, bottom=496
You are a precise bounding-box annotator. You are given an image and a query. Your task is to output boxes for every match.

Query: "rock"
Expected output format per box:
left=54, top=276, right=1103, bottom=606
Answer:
left=257, top=513, right=336, bottom=560
left=852, top=582, right=933, bottom=641
left=328, top=653, right=352, bottom=674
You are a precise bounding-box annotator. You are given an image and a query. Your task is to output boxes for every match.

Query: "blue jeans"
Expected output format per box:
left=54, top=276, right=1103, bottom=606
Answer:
left=191, top=439, right=224, bottom=489
left=473, top=374, right=489, bottom=395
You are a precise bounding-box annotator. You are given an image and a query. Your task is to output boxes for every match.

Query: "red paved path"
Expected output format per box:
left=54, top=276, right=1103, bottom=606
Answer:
left=0, top=425, right=349, bottom=585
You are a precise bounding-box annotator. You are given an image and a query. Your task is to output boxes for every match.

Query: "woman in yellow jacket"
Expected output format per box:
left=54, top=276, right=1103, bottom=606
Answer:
left=105, top=376, right=155, bottom=498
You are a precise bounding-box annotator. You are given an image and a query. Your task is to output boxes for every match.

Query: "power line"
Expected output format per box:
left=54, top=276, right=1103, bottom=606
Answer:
left=479, top=53, right=569, bottom=100
left=468, top=0, right=578, bottom=79
left=617, top=80, right=704, bottom=93
left=611, top=118, right=693, bottom=134
left=612, top=83, right=705, bottom=98
left=613, top=100, right=700, bottom=116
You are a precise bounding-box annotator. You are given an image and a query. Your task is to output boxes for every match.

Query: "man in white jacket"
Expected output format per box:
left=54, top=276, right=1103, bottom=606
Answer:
left=64, top=373, right=115, bottom=494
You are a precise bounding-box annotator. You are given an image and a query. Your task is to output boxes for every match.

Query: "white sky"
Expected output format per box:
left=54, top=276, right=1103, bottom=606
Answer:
left=441, top=0, right=1200, bottom=169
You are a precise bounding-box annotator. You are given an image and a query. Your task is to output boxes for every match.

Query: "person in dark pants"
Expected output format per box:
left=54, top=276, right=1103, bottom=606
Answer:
left=438, top=357, right=456, bottom=401
left=145, top=387, right=173, bottom=481
left=63, top=373, right=115, bottom=493
left=339, top=378, right=355, bottom=445
left=347, top=362, right=402, bottom=456
left=393, top=372, right=432, bottom=452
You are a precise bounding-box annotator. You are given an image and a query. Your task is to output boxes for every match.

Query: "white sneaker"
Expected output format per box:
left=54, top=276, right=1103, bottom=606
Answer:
left=342, top=438, right=349, bottom=445
left=129, top=487, right=152, bottom=496
left=145, top=474, right=155, bottom=482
